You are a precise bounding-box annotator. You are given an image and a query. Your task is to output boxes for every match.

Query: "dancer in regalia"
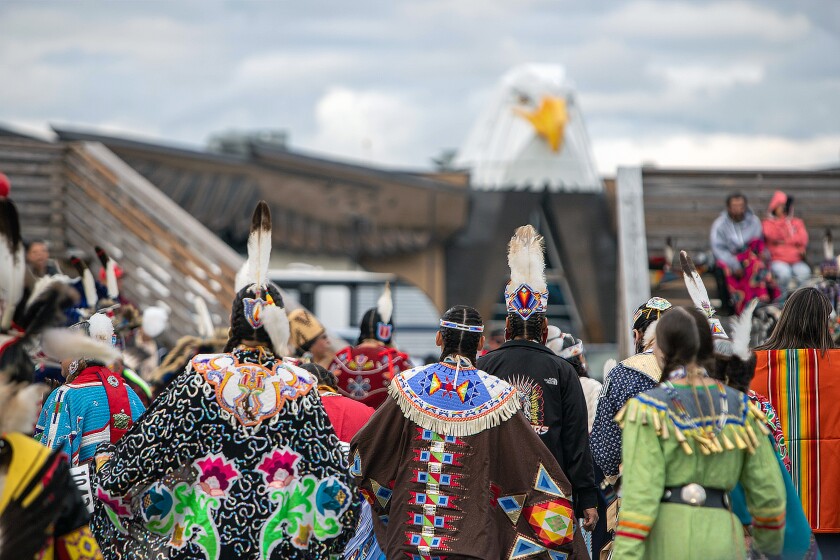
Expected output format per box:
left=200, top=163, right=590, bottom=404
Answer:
left=91, top=201, right=357, bottom=559
left=351, top=304, right=589, bottom=559
left=330, top=283, right=411, bottom=409
left=1, top=176, right=104, bottom=559
left=614, top=306, right=785, bottom=559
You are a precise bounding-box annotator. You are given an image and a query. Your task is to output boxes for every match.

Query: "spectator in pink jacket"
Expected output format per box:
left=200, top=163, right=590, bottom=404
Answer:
left=763, top=190, right=810, bottom=298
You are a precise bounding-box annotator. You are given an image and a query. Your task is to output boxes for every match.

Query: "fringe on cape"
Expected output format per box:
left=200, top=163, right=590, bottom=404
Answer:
left=387, top=378, right=521, bottom=438
left=615, top=395, right=770, bottom=456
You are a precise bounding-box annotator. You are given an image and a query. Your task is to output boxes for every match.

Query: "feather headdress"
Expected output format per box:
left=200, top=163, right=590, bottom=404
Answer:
left=680, top=250, right=728, bottom=339
left=95, top=246, right=119, bottom=300
left=377, top=282, right=393, bottom=324
left=505, top=225, right=549, bottom=320
left=70, top=256, right=98, bottom=311
left=824, top=229, right=834, bottom=261
left=41, top=328, right=120, bottom=365
left=239, top=201, right=290, bottom=356
left=142, top=306, right=169, bottom=338
left=244, top=201, right=272, bottom=294
left=87, top=312, right=115, bottom=345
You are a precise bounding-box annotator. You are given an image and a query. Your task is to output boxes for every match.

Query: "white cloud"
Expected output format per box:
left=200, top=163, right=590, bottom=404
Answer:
left=594, top=133, right=840, bottom=175
left=305, top=87, right=422, bottom=166
left=651, top=63, right=765, bottom=96
left=599, top=1, right=810, bottom=42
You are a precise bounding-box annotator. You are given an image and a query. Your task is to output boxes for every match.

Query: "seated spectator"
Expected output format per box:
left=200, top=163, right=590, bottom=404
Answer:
left=710, top=193, right=778, bottom=314
left=763, top=190, right=810, bottom=299
left=24, top=239, right=58, bottom=288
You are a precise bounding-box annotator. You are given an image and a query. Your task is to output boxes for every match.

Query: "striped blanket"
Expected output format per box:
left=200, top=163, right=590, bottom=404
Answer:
left=752, top=349, right=840, bottom=532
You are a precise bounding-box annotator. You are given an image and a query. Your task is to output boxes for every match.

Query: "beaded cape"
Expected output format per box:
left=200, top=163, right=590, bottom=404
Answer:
left=90, top=347, right=357, bottom=560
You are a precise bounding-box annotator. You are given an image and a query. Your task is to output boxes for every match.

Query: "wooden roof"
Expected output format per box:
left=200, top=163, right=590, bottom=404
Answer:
left=53, top=128, right=470, bottom=257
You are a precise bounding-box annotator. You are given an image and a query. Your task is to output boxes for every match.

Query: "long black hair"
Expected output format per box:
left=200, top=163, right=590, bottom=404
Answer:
left=223, top=283, right=285, bottom=353
left=439, top=305, right=483, bottom=364
left=655, top=307, right=702, bottom=378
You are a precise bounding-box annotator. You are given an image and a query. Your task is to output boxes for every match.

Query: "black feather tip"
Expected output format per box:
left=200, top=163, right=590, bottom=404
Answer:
left=679, top=250, right=696, bottom=277
left=94, top=246, right=109, bottom=267
left=251, top=200, right=272, bottom=234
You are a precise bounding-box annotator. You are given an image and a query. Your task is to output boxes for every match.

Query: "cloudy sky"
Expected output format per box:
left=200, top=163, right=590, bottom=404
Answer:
left=1, top=0, right=838, bottom=174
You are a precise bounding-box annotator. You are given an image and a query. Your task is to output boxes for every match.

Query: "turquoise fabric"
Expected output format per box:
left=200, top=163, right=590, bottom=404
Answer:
left=730, top=435, right=820, bottom=560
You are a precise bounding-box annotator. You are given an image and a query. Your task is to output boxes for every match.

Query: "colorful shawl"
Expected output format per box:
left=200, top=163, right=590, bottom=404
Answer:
left=717, top=239, right=779, bottom=314
left=752, top=349, right=840, bottom=532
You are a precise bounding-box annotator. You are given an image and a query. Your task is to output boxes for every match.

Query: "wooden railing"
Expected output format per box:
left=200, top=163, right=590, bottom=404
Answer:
left=63, top=142, right=243, bottom=338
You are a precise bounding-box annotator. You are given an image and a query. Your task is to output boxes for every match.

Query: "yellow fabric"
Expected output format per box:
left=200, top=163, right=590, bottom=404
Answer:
left=613, top=398, right=785, bottom=559
left=57, top=525, right=103, bottom=559
left=514, top=96, right=568, bottom=152
left=621, top=353, right=662, bottom=383
left=0, top=433, right=55, bottom=560
left=0, top=432, right=51, bottom=512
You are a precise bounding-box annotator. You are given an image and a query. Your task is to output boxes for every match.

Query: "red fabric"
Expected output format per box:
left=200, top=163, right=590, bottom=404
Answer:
left=319, top=392, right=374, bottom=443
left=763, top=215, right=809, bottom=264
left=717, top=238, right=779, bottom=314
left=76, top=366, right=133, bottom=443
left=0, top=172, right=10, bottom=198
left=329, top=344, right=412, bottom=408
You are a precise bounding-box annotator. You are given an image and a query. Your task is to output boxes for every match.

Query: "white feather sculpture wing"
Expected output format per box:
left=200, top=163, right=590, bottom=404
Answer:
left=732, top=299, right=758, bottom=361
left=0, top=244, right=24, bottom=331
left=246, top=201, right=272, bottom=292
left=377, top=282, right=393, bottom=324
left=508, top=225, right=547, bottom=292
left=680, top=251, right=714, bottom=318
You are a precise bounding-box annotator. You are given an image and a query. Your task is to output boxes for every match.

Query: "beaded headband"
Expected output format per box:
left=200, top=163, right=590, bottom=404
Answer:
left=439, top=319, right=485, bottom=333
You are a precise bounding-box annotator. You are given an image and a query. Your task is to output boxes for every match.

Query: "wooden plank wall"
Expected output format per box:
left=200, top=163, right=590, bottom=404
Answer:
left=0, top=139, right=66, bottom=252
left=643, top=169, right=840, bottom=266
left=0, top=137, right=243, bottom=340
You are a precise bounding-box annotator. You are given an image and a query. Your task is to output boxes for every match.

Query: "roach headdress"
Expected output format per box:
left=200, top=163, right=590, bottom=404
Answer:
left=504, top=225, right=549, bottom=320
left=359, top=281, right=395, bottom=344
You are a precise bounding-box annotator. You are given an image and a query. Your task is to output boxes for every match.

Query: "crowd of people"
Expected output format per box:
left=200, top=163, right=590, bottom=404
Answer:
left=1, top=171, right=839, bottom=560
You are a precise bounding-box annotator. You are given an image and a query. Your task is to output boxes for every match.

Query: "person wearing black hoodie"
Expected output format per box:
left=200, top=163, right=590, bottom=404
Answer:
left=477, top=225, right=598, bottom=533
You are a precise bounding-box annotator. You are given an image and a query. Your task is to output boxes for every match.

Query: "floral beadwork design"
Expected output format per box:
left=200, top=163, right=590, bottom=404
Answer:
left=196, top=455, right=240, bottom=497
left=257, top=448, right=301, bottom=489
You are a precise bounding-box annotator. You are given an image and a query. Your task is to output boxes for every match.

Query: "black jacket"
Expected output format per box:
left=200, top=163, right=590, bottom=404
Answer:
left=478, top=339, right=598, bottom=513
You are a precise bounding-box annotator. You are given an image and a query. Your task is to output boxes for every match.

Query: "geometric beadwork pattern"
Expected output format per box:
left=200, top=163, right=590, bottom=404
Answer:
left=404, top=427, right=464, bottom=558
left=533, top=463, right=565, bottom=498
left=507, top=533, right=570, bottom=559
left=497, top=494, right=527, bottom=525
left=523, top=498, right=575, bottom=547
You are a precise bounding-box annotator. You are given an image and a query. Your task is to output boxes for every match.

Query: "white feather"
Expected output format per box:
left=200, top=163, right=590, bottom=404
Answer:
left=377, top=282, right=393, bottom=324
left=88, top=312, right=114, bottom=345
left=261, top=304, right=290, bottom=357
left=105, top=259, right=119, bottom=299
left=507, top=225, right=547, bottom=293
left=824, top=230, right=835, bottom=261
left=41, top=328, right=120, bottom=364
left=82, top=268, right=97, bottom=309
left=643, top=319, right=659, bottom=350
left=680, top=251, right=714, bottom=319
left=732, top=299, right=758, bottom=361
left=246, top=202, right=272, bottom=292
left=234, top=261, right=250, bottom=293
left=0, top=245, right=24, bottom=331
left=25, top=275, right=73, bottom=311
left=142, top=306, right=169, bottom=338
left=193, top=296, right=215, bottom=338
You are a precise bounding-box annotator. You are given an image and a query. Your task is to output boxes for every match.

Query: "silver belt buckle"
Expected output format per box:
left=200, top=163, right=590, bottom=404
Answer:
left=681, top=483, right=707, bottom=506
